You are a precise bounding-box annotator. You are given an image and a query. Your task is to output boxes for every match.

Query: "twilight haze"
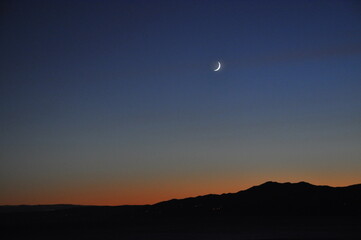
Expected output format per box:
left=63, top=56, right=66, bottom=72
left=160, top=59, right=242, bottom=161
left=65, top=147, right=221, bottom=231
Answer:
left=1, top=0, right=361, bottom=205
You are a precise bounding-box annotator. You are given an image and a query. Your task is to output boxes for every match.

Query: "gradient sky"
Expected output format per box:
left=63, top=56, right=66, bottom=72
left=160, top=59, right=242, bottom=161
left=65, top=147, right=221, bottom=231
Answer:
left=1, top=0, right=361, bottom=205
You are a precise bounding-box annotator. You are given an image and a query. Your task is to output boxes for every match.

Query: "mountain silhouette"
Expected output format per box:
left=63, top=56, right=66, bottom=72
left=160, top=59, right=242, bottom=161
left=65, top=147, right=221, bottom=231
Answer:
left=2, top=181, right=361, bottom=239
left=150, top=181, right=361, bottom=217
left=2, top=181, right=361, bottom=216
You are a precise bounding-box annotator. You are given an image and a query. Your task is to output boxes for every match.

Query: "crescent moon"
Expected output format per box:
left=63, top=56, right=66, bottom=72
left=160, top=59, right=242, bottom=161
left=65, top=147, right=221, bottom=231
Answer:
left=214, top=61, right=221, bottom=71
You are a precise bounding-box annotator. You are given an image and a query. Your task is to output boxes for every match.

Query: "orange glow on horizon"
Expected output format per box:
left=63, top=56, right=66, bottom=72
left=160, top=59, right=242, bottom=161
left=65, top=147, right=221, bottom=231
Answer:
left=2, top=173, right=361, bottom=206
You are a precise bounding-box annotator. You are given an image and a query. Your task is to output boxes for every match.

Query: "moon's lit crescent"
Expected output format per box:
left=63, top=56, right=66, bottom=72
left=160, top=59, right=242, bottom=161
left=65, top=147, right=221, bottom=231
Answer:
left=214, top=61, right=221, bottom=71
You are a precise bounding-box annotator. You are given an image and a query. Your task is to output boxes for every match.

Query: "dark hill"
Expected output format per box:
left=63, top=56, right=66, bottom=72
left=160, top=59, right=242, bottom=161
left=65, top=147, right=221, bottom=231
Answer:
left=151, top=181, right=361, bottom=217
left=2, top=181, right=361, bottom=239
left=2, top=181, right=361, bottom=217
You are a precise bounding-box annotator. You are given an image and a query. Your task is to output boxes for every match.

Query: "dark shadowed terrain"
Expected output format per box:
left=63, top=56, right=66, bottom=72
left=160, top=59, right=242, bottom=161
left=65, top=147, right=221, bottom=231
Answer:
left=2, top=182, right=361, bottom=239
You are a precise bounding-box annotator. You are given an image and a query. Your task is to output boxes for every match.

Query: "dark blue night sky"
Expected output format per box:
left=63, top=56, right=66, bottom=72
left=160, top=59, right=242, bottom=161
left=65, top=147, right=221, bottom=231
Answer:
left=1, top=0, right=361, bottom=205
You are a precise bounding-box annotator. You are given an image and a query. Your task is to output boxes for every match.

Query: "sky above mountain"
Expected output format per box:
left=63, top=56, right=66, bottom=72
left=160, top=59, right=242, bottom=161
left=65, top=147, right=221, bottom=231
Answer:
left=1, top=0, right=361, bottom=205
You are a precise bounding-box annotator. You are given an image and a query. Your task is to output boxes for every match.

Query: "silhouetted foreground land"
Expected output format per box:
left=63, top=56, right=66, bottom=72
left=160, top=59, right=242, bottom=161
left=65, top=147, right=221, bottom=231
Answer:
left=2, top=181, right=361, bottom=239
